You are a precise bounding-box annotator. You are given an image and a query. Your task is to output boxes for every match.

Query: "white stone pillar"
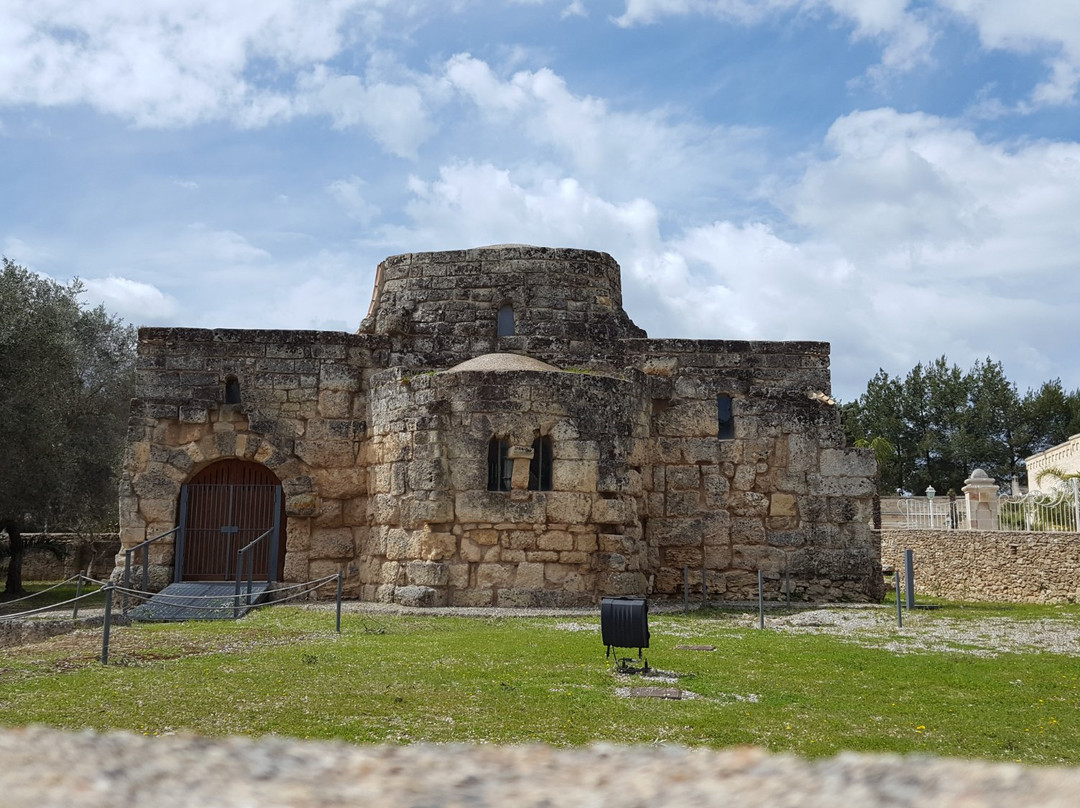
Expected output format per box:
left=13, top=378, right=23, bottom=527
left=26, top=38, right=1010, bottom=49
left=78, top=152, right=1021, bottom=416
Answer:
left=963, top=468, right=999, bottom=531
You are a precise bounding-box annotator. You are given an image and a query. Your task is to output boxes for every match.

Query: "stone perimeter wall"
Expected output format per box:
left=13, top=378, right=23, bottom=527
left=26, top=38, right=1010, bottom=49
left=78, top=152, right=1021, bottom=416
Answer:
left=0, top=533, right=119, bottom=581
left=882, top=529, right=1080, bottom=603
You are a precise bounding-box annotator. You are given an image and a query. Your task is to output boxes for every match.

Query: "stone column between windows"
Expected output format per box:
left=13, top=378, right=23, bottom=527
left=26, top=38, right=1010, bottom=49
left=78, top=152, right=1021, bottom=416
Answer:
left=507, top=446, right=535, bottom=490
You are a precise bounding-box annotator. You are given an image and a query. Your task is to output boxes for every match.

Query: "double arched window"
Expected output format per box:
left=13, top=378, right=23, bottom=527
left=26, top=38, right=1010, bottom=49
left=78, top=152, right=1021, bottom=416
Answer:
left=487, top=437, right=512, bottom=491
left=487, top=434, right=553, bottom=492
left=529, top=435, right=553, bottom=491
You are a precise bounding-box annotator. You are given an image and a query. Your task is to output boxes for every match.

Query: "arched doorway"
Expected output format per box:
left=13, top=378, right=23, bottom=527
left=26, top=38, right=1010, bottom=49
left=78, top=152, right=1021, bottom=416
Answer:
left=176, top=459, right=286, bottom=582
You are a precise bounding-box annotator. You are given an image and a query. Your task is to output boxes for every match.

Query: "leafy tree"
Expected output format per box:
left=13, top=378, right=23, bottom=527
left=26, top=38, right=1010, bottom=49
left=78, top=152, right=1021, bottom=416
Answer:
left=843, top=357, right=1080, bottom=495
left=0, top=258, right=135, bottom=597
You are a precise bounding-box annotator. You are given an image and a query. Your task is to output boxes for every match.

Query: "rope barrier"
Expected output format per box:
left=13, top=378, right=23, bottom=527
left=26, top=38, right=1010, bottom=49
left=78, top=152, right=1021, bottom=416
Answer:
left=2, top=575, right=338, bottom=620
left=104, top=575, right=341, bottom=614
left=0, top=575, right=82, bottom=606
left=0, top=588, right=108, bottom=621
left=108, top=574, right=339, bottom=602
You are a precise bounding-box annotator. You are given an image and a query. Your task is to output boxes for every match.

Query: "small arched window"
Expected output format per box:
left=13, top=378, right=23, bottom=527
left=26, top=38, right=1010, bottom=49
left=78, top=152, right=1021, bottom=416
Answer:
left=224, top=376, right=241, bottom=405
left=528, top=435, right=553, bottom=491
left=487, top=437, right=512, bottom=491
left=497, top=303, right=515, bottom=337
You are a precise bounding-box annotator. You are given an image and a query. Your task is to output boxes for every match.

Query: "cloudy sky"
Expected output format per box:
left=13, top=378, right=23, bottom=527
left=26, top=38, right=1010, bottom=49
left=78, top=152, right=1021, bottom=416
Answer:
left=3, top=0, right=1079, bottom=400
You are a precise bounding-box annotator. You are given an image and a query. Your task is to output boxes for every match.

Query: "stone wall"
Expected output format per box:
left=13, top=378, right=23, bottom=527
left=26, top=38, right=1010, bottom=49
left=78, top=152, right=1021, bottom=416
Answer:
left=363, top=362, right=651, bottom=607
left=882, top=529, right=1080, bottom=603
left=636, top=340, right=881, bottom=602
left=123, top=328, right=384, bottom=592
left=118, top=247, right=883, bottom=606
left=0, top=534, right=119, bottom=581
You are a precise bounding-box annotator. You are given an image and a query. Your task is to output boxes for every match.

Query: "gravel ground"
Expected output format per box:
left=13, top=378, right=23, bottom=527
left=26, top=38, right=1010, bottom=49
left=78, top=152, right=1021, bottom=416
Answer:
left=3, top=726, right=1080, bottom=808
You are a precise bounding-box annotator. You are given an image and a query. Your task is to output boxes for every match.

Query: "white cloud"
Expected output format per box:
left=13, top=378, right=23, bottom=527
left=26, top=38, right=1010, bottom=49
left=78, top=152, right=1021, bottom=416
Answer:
left=328, top=176, right=381, bottom=224
left=614, top=0, right=1080, bottom=105
left=80, top=276, right=179, bottom=323
left=613, top=0, right=936, bottom=74
left=439, top=54, right=763, bottom=207
left=296, top=67, right=432, bottom=158
left=0, top=0, right=432, bottom=142
left=385, top=161, right=661, bottom=254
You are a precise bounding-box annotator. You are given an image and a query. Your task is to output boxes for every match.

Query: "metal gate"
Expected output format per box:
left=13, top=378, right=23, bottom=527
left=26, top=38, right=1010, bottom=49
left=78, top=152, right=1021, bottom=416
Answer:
left=175, top=460, right=284, bottom=582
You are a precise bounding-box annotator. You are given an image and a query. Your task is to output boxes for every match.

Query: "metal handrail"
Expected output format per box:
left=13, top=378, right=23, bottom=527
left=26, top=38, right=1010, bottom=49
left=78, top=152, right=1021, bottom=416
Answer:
left=123, top=527, right=181, bottom=600
left=234, top=526, right=274, bottom=618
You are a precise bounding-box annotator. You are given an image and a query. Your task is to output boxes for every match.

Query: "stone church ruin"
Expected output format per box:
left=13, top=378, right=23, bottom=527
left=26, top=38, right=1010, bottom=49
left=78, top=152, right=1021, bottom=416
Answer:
left=119, top=245, right=882, bottom=606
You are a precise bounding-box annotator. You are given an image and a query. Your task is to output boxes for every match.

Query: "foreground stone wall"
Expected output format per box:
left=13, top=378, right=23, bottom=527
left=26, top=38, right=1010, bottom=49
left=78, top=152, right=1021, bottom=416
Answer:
left=882, top=529, right=1080, bottom=603
left=3, top=727, right=1080, bottom=808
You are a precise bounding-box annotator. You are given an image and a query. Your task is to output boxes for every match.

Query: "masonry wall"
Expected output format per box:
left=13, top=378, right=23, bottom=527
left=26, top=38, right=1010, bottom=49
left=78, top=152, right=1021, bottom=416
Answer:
left=363, top=365, right=651, bottom=607
left=882, top=529, right=1080, bottom=603
left=0, top=534, right=119, bottom=581
left=634, top=339, right=882, bottom=602
left=119, top=247, right=883, bottom=606
left=122, top=328, right=384, bottom=592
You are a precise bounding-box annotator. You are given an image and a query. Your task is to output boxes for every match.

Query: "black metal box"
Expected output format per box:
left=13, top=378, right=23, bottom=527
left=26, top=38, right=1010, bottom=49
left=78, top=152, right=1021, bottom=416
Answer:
left=600, top=597, right=649, bottom=649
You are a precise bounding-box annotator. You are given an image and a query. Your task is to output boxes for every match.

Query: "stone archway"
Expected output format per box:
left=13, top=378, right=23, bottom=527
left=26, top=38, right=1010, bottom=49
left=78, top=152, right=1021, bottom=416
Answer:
left=177, top=459, right=286, bottom=582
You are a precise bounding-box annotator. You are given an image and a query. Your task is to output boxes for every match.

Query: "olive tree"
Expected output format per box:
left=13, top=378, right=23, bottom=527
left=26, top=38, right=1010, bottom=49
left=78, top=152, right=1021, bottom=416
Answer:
left=0, top=258, right=135, bottom=597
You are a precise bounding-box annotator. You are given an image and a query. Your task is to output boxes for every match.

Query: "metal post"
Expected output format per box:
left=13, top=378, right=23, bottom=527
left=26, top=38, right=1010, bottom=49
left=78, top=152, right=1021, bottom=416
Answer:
left=336, top=571, right=343, bottom=634
left=757, top=569, right=764, bottom=629
left=73, top=573, right=84, bottom=619
left=101, top=584, right=114, bottom=665
left=683, top=566, right=689, bottom=613
left=904, top=549, right=915, bottom=610
left=701, top=563, right=707, bottom=606
left=122, top=550, right=132, bottom=616
left=784, top=562, right=790, bottom=606
left=234, top=548, right=243, bottom=619
left=1072, top=478, right=1079, bottom=532
left=142, top=545, right=149, bottom=594
left=895, top=572, right=903, bottom=628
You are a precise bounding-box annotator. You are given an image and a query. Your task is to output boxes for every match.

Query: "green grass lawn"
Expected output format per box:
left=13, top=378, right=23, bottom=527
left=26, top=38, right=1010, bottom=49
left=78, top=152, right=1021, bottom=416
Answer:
left=2, top=603, right=1079, bottom=765
left=0, top=580, right=101, bottom=615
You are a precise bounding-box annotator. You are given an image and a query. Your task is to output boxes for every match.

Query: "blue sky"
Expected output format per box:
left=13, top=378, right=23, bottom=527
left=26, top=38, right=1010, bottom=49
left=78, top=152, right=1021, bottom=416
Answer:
left=3, top=0, right=1080, bottom=401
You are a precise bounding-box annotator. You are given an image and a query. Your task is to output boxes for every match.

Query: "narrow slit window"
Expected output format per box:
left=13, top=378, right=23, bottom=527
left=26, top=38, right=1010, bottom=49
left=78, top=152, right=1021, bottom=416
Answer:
left=487, top=437, right=512, bottom=491
left=717, top=395, right=734, bottom=440
left=224, top=376, right=241, bottom=405
left=497, top=303, right=515, bottom=337
left=528, top=435, right=553, bottom=491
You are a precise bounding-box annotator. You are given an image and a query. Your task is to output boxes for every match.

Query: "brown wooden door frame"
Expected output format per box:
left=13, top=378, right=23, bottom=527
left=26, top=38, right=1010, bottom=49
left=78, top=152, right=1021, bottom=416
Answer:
left=174, top=460, right=286, bottom=583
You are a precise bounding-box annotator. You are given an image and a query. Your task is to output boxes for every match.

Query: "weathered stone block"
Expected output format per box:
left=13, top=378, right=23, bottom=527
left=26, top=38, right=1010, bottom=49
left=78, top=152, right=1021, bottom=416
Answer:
left=455, top=491, right=545, bottom=524
left=553, top=460, right=598, bottom=493
left=407, top=560, right=450, bottom=587
left=545, top=492, right=592, bottom=523
left=451, top=588, right=494, bottom=606
left=514, top=561, right=545, bottom=589
left=283, top=551, right=309, bottom=582
left=418, top=528, right=456, bottom=560
left=384, top=528, right=421, bottom=560
left=538, top=530, right=574, bottom=551
left=476, top=563, right=514, bottom=588
left=591, top=498, right=634, bottom=525
left=395, top=585, right=444, bottom=607
left=769, top=493, right=798, bottom=517
left=310, top=527, right=354, bottom=559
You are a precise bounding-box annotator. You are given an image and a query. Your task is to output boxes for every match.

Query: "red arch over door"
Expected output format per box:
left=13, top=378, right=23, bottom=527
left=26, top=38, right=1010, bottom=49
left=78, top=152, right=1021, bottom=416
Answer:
left=178, top=459, right=286, bottom=582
